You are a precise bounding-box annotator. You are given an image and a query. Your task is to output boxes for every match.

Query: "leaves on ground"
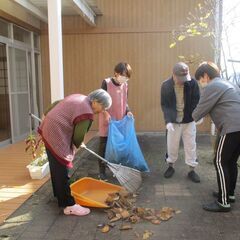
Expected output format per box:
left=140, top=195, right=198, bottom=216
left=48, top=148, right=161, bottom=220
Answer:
left=98, top=189, right=180, bottom=235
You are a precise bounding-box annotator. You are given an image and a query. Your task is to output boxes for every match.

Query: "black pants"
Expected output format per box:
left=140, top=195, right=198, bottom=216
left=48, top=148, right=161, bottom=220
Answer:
left=214, top=131, right=240, bottom=205
left=98, top=137, right=107, bottom=173
left=46, top=148, right=75, bottom=208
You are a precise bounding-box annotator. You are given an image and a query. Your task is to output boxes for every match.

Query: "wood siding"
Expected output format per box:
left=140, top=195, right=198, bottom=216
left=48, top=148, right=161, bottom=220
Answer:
left=40, top=0, right=215, bottom=132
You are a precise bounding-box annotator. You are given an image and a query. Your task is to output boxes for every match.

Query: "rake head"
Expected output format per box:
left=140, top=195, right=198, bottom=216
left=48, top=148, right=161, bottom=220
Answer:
left=108, top=162, right=142, bottom=193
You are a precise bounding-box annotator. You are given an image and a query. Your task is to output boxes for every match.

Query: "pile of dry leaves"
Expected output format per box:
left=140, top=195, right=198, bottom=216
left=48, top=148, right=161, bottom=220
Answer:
left=98, top=189, right=181, bottom=239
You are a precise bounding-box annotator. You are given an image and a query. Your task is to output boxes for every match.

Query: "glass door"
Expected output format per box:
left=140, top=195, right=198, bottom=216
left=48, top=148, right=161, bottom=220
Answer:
left=0, top=43, right=11, bottom=144
left=8, top=47, right=30, bottom=143
left=0, top=22, right=42, bottom=146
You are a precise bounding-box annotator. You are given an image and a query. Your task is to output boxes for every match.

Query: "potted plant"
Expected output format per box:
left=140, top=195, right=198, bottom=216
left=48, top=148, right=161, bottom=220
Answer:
left=25, top=133, right=49, bottom=179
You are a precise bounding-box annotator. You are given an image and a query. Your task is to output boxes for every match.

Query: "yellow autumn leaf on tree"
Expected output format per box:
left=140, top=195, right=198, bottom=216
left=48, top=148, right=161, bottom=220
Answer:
left=199, top=22, right=208, bottom=28
left=204, top=12, right=211, bottom=19
left=169, top=42, right=176, bottom=48
left=203, top=32, right=212, bottom=37
left=178, top=35, right=186, bottom=41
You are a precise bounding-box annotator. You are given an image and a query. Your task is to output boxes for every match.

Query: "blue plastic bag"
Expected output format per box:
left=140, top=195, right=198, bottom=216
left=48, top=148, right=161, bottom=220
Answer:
left=105, top=115, right=149, bottom=172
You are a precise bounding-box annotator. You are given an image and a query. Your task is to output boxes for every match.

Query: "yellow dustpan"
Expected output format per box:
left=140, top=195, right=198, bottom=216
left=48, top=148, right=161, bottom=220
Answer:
left=70, top=177, right=124, bottom=208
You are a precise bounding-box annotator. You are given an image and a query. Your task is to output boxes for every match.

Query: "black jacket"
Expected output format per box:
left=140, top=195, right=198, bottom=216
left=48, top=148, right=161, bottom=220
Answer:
left=161, top=77, right=200, bottom=124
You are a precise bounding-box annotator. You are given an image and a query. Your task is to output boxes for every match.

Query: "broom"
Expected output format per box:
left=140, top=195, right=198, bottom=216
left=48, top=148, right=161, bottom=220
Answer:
left=80, top=143, right=142, bottom=193
left=30, top=113, right=142, bottom=193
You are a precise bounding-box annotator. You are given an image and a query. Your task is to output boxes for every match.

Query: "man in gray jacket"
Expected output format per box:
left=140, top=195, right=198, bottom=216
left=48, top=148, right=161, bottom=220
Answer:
left=192, top=61, right=240, bottom=212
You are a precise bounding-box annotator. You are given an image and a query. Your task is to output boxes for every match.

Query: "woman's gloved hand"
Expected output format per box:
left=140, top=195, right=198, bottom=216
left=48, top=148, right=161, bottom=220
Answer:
left=127, top=111, right=133, bottom=117
left=166, top=123, right=175, bottom=131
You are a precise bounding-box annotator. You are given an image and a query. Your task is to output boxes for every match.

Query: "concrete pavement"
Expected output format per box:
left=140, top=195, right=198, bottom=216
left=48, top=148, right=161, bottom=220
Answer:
left=0, top=134, right=240, bottom=240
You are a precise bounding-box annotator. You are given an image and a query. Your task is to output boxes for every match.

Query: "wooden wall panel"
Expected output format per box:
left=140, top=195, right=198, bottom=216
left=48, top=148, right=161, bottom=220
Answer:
left=40, top=0, right=215, bottom=132
left=96, top=0, right=190, bottom=29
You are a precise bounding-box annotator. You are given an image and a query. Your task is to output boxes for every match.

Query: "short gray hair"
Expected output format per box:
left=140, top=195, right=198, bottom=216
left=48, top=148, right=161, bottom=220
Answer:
left=88, top=89, right=112, bottom=110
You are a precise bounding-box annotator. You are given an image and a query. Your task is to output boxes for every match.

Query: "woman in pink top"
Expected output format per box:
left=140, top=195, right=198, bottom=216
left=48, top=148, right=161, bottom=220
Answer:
left=98, top=62, right=133, bottom=180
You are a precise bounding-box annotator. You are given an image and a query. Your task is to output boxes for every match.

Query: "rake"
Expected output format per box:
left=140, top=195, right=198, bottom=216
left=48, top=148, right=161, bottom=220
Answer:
left=29, top=113, right=42, bottom=122
left=80, top=143, right=142, bottom=193
left=29, top=113, right=142, bottom=193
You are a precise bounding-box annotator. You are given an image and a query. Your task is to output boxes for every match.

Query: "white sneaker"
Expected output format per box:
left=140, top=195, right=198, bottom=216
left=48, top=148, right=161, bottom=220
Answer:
left=64, top=204, right=90, bottom=216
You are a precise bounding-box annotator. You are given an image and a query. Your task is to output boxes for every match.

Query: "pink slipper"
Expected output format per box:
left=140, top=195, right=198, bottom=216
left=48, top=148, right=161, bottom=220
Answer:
left=64, top=204, right=90, bottom=216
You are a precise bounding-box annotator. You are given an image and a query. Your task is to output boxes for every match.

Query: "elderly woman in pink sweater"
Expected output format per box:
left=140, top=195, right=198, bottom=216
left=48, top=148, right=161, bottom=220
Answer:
left=38, top=89, right=112, bottom=216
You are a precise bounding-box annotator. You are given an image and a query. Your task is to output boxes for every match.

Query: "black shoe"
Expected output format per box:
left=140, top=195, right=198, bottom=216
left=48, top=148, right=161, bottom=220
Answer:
left=188, top=170, right=200, bottom=183
left=203, top=200, right=231, bottom=212
left=164, top=166, right=175, bottom=178
left=212, top=191, right=235, bottom=203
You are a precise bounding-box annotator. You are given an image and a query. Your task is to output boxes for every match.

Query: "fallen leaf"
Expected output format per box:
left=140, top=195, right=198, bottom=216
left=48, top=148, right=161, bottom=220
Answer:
left=101, top=225, right=110, bottom=233
left=119, top=198, right=132, bottom=208
left=156, top=207, right=174, bottom=221
left=151, top=219, right=161, bottom=225
left=112, top=207, right=123, bottom=214
left=110, top=215, right=121, bottom=223
left=143, top=215, right=157, bottom=221
left=161, top=207, right=174, bottom=213
left=175, top=210, right=181, bottom=214
left=105, top=195, right=114, bottom=204
left=145, top=208, right=155, bottom=215
left=110, top=193, right=120, bottom=201
left=105, top=193, right=120, bottom=204
left=116, top=213, right=122, bottom=218
left=119, top=189, right=130, bottom=198
left=120, top=210, right=130, bottom=219
left=142, top=230, right=153, bottom=239
left=129, top=215, right=140, bottom=223
left=106, top=210, right=115, bottom=220
left=119, top=224, right=132, bottom=230
left=157, top=212, right=173, bottom=221
left=135, top=207, right=145, bottom=217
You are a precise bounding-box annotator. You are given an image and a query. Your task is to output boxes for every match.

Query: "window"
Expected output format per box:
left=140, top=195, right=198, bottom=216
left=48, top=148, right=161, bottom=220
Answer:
left=0, top=19, right=9, bottom=38
left=13, top=25, right=31, bottom=44
left=34, top=34, right=40, bottom=49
